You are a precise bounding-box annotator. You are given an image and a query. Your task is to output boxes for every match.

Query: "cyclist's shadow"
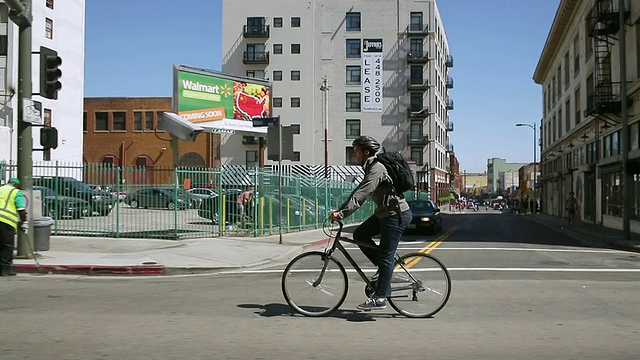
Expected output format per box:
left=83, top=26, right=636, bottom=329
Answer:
left=237, top=303, right=398, bottom=322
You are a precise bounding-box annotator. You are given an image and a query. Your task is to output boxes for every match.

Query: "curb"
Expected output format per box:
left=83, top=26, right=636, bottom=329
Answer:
left=12, top=263, right=165, bottom=276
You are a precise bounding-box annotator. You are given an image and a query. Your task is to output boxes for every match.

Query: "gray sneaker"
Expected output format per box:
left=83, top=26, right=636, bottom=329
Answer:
left=357, top=297, right=387, bottom=311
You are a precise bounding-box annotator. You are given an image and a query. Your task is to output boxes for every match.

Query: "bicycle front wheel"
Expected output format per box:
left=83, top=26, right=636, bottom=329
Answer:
left=388, top=252, right=451, bottom=318
left=281, top=251, right=348, bottom=317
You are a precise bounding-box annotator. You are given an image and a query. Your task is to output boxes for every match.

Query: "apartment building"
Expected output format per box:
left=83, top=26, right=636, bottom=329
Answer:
left=486, top=158, right=528, bottom=194
left=221, top=0, right=455, bottom=201
left=0, top=0, right=85, bottom=164
left=534, top=0, right=640, bottom=231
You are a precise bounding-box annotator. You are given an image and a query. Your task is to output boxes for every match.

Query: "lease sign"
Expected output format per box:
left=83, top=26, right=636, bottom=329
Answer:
left=362, top=39, right=383, bottom=112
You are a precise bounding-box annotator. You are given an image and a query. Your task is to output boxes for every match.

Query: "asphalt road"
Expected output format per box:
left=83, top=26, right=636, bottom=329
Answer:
left=2, top=212, right=640, bottom=359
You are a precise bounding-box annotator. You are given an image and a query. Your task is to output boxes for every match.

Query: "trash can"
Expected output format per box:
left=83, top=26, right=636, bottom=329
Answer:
left=33, top=217, right=54, bottom=251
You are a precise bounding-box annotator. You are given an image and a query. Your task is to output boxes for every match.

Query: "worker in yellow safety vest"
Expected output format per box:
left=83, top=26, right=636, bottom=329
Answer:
left=0, top=178, right=28, bottom=276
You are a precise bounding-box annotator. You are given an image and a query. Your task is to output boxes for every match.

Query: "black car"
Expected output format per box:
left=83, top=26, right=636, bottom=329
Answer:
left=407, top=200, right=442, bottom=234
left=34, top=186, right=91, bottom=219
left=125, top=188, right=190, bottom=210
left=33, top=176, right=114, bottom=216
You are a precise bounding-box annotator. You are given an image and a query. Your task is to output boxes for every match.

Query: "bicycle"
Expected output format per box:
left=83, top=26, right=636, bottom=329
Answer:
left=281, top=220, right=452, bottom=318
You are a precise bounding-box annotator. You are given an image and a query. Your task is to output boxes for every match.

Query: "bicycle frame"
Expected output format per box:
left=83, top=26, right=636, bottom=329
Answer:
left=313, top=222, right=421, bottom=298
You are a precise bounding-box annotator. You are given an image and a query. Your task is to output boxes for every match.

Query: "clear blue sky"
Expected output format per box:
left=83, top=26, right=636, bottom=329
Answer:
left=84, top=0, right=560, bottom=173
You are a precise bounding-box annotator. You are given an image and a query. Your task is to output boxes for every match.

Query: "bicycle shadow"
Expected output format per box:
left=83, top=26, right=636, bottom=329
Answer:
left=237, top=303, right=402, bottom=322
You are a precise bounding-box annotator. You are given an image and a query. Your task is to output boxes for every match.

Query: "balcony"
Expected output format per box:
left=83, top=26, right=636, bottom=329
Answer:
left=406, top=23, right=429, bottom=36
left=446, top=144, right=454, bottom=154
left=445, top=54, right=454, bottom=67
left=446, top=76, right=454, bottom=89
left=585, top=82, right=623, bottom=116
left=243, top=24, right=270, bottom=38
left=446, top=120, right=454, bottom=132
left=407, top=106, right=429, bottom=119
left=407, top=134, right=429, bottom=146
left=586, top=0, right=629, bottom=37
left=407, top=52, right=429, bottom=64
left=407, top=78, right=429, bottom=91
left=446, top=97, right=454, bottom=110
left=243, top=51, right=269, bottom=64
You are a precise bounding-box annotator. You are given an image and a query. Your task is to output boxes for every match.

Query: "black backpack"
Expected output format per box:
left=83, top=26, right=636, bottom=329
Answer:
left=374, top=151, right=414, bottom=195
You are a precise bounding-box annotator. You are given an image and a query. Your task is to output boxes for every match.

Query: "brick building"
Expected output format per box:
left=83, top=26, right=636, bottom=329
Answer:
left=83, top=97, right=220, bottom=185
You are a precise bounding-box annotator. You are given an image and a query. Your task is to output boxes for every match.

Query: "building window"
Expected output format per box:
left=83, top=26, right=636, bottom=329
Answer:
left=410, top=65, right=423, bottom=83
left=290, top=124, right=300, bottom=134
left=291, top=70, right=301, bottom=81
left=156, top=112, right=164, bottom=129
left=575, top=87, right=581, bottom=125
left=410, top=147, right=423, bottom=165
left=46, top=0, right=54, bottom=9
left=410, top=92, right=423, bottom=110
left=134, top=111, right=143, bottom=131
left=135, top=156, right=150, bottom=168
left=410, top=12, right=424, bottom=31
left=573, top=35, right=580, bottom=77
left=345, top=146, right=357, bottom=165
left=83, top=112, right=87, bottom=132
left=291, top=44, right=301, bottom=54
left=246, top=151, right=258, bottom=168
left=103, top=156, right=116, bottom=166
left=410, top=121, right=422, bottom=138
left=346, top=93, right=361, bottom=111
left=585, top=22, right=593, bottom=59
left=273, top=97, right=282, bottom=107
left=273, top=43, right=283, bottom=54
left=95, top=112, right=109, bottom=131
left=113, top=111, right=127, bottom=131
left=45, top=18, right=53, bottom=39
left=345, top=65, right=361, bottom=85
left=291, top=97, right=301, bottom=108
left=145, top=111, right=154, bottom=130
left=291, top=17, right=301, bottom=27
left=346, top=119, right=361, bottom=139
left=273, top=17, right=283, bottom=27
left=246, top=70, right=265, bottom=79
left=346, top=12, right=361, bottom=31
left=346, top=39, right=361, bottom=58
left=0, top=35, right=7, bottom=56
left=273, top=70, right=283, bottom=81
left=292, top=152, right=300, bottom=162
left=631, top=123, right=639, bottom=150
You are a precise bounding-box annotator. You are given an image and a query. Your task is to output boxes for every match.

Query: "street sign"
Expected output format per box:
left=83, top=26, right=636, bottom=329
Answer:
left=22, top=98, right=43, bottom=125
left=252, top=116, right=279, bottom=127
left=267, top=125, right=295, bottom=161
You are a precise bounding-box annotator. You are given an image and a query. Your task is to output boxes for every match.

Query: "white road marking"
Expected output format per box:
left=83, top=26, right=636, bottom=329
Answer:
left=229, top=267, right=640, bottom=274
left=344, top=246, right=630, bottom=254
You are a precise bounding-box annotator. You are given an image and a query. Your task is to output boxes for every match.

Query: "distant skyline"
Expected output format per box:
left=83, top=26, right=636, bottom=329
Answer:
left=84, top=0, right=560, bottom=173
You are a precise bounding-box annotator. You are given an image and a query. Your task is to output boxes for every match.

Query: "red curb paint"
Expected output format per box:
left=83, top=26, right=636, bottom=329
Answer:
left=12, top=264, right=165, bottom=276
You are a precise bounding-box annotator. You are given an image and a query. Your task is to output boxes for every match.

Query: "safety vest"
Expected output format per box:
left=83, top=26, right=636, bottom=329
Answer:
left=0, top=184, right=19, bottom=229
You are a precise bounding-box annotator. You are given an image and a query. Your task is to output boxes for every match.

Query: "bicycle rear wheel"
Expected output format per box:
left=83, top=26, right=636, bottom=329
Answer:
left=388, top=252, right=451, bottom=318
left=281, top=251, right=348, bottom=317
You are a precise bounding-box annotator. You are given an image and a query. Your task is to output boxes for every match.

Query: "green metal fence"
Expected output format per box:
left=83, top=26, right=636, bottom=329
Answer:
left=1, top=162, right=378, bottom=239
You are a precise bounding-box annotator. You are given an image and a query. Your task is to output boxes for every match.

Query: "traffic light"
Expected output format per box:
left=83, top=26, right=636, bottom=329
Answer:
left=40, top=127, right=58, bottom=150
left=39, top=46, right=62, bottom=100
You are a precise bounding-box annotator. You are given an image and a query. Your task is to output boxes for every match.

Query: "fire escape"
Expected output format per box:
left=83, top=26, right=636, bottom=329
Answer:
left=585, top=0, right=630, bottom=123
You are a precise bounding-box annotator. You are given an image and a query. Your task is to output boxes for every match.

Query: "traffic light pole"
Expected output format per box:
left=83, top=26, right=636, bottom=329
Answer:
left=7, top=0, right=33, bottom=257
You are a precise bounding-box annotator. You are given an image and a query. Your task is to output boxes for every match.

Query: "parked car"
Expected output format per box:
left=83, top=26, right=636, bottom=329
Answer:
left=407, top=200, right=442, bottom=234
left=124, top=188, right=190, bottom=210
left=188, top=188, right=218, bottom=199
left=34, top=186, right=91, bottom=219
left=33, top=176, right=114, bottom=216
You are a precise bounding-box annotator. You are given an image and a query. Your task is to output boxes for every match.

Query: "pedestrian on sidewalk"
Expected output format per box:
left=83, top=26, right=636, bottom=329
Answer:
left=0, top=178, right=28, bottom=276
left=330, top=136, right=412, bottom=311
left=565, top=191, right=578, bottom=224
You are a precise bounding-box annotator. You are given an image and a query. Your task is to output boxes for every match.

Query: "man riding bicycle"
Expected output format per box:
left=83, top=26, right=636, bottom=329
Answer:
left=330, top=136, right=412, bottom=311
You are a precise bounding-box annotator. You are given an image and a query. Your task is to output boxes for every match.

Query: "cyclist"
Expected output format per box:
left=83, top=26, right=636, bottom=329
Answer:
left=330, top=136, right=412, bottom=311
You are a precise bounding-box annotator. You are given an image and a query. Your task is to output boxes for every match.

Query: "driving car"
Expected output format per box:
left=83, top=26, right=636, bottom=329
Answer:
left=34, top=186, right=91, bottom=219
left=407, top=200, right=442, bottom=234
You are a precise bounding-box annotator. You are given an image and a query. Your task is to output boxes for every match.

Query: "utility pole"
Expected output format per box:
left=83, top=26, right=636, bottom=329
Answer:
left=619, top=0, right=630, bottom=240
left=6, top=0, right=33, bottom=257
left=320, top=77, right=329, bottom=178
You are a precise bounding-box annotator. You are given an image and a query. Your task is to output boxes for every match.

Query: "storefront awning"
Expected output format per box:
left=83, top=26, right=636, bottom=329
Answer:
left=195, top=118, right=267, bottom=135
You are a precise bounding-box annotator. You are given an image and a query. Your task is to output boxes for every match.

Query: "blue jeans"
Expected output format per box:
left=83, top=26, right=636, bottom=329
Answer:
left=352, top=210, right=412, bottom=298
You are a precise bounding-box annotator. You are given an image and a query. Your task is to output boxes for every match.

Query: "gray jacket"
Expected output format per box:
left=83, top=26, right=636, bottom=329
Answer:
left=337, top=155, right=410, bottom=219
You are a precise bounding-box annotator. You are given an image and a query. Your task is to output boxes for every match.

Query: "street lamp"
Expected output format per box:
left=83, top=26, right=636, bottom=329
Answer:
left=516, top=122, right=537, bottom=213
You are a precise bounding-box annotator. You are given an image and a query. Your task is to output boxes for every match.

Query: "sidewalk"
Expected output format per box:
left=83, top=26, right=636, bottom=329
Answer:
left=525, top=213, right=640, bottom=252
left=10, top=226, right=345, bottom=276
